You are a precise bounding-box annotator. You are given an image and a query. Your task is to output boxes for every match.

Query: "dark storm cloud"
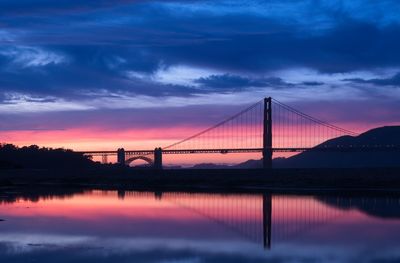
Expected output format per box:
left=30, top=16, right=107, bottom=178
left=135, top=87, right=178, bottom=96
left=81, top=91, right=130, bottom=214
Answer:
left=0, top=0, right=400, bottom=102
left=0, top=45, right=197, bottom=99
left=0, top=65, right=197, bottom=100
left=302, top=81, right=324, bottom=86
left=154, top=20, right=400, bottom=73
left=344, top=73, right=400, bottom=87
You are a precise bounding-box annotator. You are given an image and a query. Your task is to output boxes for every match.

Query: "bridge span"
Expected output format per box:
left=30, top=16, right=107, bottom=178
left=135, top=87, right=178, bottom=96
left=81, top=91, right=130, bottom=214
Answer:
left=79, top=97, right=399, bottom=168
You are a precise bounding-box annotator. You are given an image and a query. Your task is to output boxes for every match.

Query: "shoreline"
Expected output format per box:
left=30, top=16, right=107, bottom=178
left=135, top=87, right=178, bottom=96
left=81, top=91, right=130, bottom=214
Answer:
left=1, top=167, right=400, bottom=195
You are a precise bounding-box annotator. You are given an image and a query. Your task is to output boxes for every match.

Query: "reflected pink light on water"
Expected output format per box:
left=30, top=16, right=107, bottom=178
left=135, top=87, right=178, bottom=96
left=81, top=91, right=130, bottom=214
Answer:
left=0, top=191, right=372, bottom=224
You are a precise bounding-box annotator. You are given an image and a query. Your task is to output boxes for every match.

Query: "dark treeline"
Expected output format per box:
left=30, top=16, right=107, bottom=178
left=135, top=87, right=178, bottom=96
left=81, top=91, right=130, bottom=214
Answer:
left=0, top=144, right=96, bottom=170
left=0, top=185, right=88, bottom=204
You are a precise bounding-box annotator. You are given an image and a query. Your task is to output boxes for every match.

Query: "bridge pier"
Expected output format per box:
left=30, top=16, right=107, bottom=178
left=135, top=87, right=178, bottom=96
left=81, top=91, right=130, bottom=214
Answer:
left=154, top=147, right=163, bottom=169
left=263, top=97, right=273, bottom=169
left=117, top=148, right=125, bottom=166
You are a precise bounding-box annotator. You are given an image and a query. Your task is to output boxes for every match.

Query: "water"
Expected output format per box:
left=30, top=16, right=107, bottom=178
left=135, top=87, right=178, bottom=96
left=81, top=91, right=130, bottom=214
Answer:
left=1, top=190, right=400, bottom=262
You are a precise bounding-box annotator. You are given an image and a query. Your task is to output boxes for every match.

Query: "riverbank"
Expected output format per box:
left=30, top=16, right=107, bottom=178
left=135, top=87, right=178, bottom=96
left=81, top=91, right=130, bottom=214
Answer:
left=1, top=167, right=400, bottom=194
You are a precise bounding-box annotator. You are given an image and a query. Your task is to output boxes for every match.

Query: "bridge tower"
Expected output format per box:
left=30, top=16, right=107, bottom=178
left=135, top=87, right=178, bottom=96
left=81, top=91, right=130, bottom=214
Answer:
left=117, top=148, right=125, bottom=166
left=154, top=147, right=163, bottom=169
left=263, top=97, right=273, bottom=169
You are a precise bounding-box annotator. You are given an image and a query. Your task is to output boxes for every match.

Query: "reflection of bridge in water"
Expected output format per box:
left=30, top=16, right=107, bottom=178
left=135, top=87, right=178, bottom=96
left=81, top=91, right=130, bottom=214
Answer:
left=117, top=191, right=393, bottom=249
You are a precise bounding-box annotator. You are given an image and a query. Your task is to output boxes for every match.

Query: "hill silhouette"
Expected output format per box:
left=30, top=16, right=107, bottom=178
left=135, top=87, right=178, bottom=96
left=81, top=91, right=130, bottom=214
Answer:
left=0, top=144, right=95, bottom=170
left=276, top=126, right=400, bottom=168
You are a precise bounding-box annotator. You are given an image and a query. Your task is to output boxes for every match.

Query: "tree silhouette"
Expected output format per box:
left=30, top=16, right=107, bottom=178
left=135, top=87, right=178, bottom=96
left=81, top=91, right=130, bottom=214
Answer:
left=0, top=144, right=95, bottom=169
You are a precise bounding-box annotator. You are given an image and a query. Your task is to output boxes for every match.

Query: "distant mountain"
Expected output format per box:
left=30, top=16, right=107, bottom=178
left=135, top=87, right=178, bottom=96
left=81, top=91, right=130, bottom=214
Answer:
left=234, top=159, right=263, bottom=169
left=190, top=159, right=263, bottom=169
left=276, top=126, right=400, bottom=168
left=191, top=163, right=232, bottom=169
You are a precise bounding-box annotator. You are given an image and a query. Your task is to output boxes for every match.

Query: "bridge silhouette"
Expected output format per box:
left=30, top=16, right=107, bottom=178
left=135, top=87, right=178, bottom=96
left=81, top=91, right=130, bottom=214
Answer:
left=81, top=97, right=397, bottom=168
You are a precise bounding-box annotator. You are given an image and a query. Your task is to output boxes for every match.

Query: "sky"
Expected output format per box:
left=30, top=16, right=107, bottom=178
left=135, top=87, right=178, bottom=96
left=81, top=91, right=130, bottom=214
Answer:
left=1, top=0, right=400, bottom=162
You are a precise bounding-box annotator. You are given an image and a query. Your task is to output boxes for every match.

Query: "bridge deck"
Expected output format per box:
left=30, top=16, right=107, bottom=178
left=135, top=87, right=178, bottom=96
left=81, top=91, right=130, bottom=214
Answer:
left=79, top=145, right=400, bottom=156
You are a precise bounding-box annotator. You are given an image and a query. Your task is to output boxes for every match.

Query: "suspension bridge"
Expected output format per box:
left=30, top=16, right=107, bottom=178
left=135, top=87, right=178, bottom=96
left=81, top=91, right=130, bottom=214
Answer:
left=81, top=97, right=398, bottom=169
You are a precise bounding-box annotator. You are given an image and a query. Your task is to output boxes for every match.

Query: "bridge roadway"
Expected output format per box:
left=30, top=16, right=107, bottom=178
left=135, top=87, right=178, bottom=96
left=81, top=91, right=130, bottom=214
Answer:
left=79, top=145, right=400, bottom=156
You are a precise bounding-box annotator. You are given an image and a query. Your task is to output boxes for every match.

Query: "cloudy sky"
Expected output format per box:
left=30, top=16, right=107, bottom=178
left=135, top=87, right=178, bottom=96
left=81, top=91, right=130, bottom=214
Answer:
left=0, top=0, right=399, bottom=154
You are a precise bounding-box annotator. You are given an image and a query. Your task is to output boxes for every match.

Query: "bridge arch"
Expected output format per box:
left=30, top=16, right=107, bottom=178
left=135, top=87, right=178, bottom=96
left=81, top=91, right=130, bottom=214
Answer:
left=125, top=156, right=153, bottom=167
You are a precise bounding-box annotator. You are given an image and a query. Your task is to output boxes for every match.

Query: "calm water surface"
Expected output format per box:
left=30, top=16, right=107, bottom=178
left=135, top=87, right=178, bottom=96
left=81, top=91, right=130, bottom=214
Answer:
left=1, top=190, right=400, bottom=262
